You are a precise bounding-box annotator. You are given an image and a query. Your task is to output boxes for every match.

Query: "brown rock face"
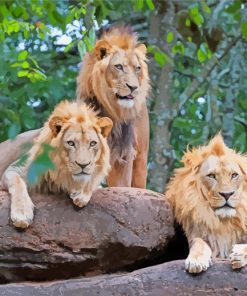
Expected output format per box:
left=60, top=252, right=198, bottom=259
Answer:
left=0, top=187, right=174, bottom=283
left=0, top=260, right=246, bottom=296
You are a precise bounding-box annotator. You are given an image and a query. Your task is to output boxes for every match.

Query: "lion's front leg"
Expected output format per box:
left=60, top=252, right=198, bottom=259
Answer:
left=230, top=244, right=247, bottom=269
left=107, top=157, right=133, bottom=187
left=185, top=237, right=212, bottom=273
left=70, top=190, right=92, bottom=208
left=131, top=103, right=149, bottom=189
left=2, top=170, right=34, bottom=229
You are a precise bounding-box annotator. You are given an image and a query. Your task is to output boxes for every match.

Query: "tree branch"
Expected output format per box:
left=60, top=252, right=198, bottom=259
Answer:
left=175, top=35, right=242, bottom=115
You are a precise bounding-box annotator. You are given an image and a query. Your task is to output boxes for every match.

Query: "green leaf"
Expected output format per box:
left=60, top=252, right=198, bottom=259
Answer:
left=166, top=31, right=174, bottom=43
left=146, top=0, right=155, bottom=10
left=189, top=4, right=204, bottom=26
left=17, top=70, right=29, bottom=77
left=22, top=61, right=29, bottom=69
left=18, top=50, right=28, bottom=61
left=78, top=40, right=86, bottom=60
left=172, top=42, right=185, bottom=55
left=200, top=0, right=211, bottom=14
left=225, top=0, right=241, bottom=13
left=241, top=21, right=247, bottom=41
left=27, top=144, right=56, bottom=185
left=185, top=18, right=191, bottom=27
left=135, top=0, right=143, bottom=11
left=197, top=48, right=206, bottom=62
left=8, top=122, right=21, bottom=139
left=154, top=51, right=166, bottom=66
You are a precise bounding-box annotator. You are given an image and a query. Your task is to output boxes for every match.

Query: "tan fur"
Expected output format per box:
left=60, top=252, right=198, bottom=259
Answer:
left=76, top=27, right=150, bottom=188
left=1, top=100, right=113, bottom=228
left=166, top=134, right=247, bottom=273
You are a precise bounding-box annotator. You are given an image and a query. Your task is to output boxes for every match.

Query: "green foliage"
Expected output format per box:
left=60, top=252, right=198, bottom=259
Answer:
left=27, top=144, right=55, bottom=185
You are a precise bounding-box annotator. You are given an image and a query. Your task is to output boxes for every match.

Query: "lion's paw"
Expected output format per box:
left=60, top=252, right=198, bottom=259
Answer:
left=11, top=200, right=34, bottom=229
left=230, top=244, right=247, bottom=269
left=70, top=191, right=91, bottom=208
left=185, top=254, right=212, bottom=273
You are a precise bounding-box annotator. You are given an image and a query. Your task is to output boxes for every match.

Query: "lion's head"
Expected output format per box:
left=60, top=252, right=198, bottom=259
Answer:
left=199, top=153, right=244, bottom=218
left=77, top=27, right=150, bottom=121
left=166, top=135, right=247, bottom=252
left=31, top=100, right=113, bottom=192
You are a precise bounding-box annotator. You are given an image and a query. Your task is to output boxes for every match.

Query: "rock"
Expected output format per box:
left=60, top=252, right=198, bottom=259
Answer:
left=0, top=129, right=40, bottom=178
left=0, top=187, right=174, bottom=282
left=0, top=260, right=246, bottom=296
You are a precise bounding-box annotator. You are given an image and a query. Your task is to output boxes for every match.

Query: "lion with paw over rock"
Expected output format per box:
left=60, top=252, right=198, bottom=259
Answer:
left=166, top=134, right=247, bottom=273
left=1, top=100, right=113, bottom=229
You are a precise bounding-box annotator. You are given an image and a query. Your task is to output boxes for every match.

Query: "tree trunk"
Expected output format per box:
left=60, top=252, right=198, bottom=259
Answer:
left=148, top=0, right=175, bottom=192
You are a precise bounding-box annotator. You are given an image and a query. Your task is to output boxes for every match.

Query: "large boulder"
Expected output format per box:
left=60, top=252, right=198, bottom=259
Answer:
left=0, top=260, right=246, bottom=296
left=0, top=187, right=174, bottom=282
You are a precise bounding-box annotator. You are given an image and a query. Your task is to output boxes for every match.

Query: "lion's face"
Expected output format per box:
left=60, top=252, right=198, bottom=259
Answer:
left=62, top=125, right=103, bottom=182
left=199, top=155, right=244, bottom=218
left=48, top=102, right=112, bottom=184
left=105, top=48, right=144, bottom=109
left=77, top=28, right=150, bottom=121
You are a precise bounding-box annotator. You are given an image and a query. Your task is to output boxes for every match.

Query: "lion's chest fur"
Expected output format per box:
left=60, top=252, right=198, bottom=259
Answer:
left=187, top=212, right=247, bottom=258
left=84, top=96, right=136, bottom=164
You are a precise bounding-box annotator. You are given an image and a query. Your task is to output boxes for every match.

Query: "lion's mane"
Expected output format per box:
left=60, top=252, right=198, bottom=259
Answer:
left=166, top=135, right=247, bottom=257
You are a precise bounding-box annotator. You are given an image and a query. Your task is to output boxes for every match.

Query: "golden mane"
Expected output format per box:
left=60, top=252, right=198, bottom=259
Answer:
left=1, top=100, right=112, bottom=228
left=28, top=100, right=111, bottom=194
left=166, top=134, right=247, bottom=259
left=76, top=26, right=150, bottom=122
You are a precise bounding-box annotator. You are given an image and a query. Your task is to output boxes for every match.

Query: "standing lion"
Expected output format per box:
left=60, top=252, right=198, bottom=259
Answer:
left=166, top=135, right=247, bottom=273
left=77, top=26, right=150, bottom=188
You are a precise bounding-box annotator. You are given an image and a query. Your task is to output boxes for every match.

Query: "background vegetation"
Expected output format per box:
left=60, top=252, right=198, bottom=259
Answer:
left=1, top=0, right=247, bottom=191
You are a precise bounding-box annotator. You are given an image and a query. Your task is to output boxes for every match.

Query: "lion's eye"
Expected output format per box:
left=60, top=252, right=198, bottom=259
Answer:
left=207, top=173, right=216, bottom=179
left=90, top=141, right=97, bottom=147
left=136, top=65, right=141, bottom=72
left=115, top=64, right=123, bottom=71
left=67, top=141, right=75, bottom=147
left=232, top=172, right=239, bottom=179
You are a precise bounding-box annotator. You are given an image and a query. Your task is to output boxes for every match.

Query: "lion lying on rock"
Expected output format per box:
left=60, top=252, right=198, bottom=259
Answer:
left=166, top=135, right=247, bottom=273
left=1, top=100, right=113, bottom=228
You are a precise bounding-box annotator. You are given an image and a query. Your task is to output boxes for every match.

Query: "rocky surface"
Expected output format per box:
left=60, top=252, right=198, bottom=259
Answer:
left=0, top=260, right=246, bottom=296
left=0, top=187, right=174, bottom=283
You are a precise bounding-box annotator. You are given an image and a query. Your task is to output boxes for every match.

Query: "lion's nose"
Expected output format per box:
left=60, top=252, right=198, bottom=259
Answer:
left=75, top=161, right=91, bottom=170
left=219, top=191, right=235, bottom=200
left=126, top=83, right=137, bottom=93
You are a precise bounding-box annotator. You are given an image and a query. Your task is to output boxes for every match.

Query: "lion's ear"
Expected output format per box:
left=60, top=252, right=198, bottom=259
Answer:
left=94, top=40, right=112, bottom=60
left=49, top=116, right=65, bottom=137
left=235, top=155, right=247, bottom=176
left=97, top=117, right=113, bottom=137
left=136, top=43, right=147, bottom=55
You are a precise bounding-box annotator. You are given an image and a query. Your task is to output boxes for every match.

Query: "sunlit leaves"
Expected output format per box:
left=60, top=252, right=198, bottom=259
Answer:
left=172, top=41, right=185, bottom=55
left=241, top=21, right=247, bottom=41
left=188, top=4, right=204, bottom=26
left=146, top=0, right=155, bottom=11
left=148, top=45, right=173, bottom=67
left=18, top=50, right=28, bottom=61
left=133, top=0, right=155, bottom=11
left=166, top=32, right=174, bottom=43
left=197, top=43, right=212, bottom=63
